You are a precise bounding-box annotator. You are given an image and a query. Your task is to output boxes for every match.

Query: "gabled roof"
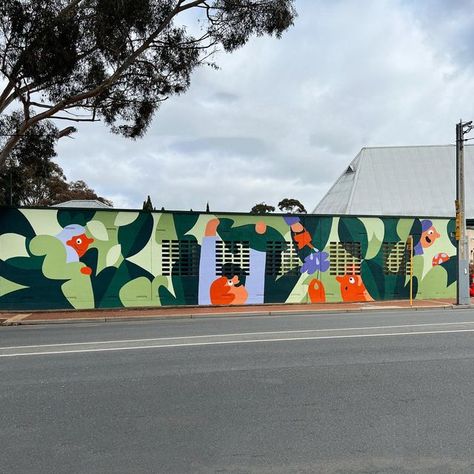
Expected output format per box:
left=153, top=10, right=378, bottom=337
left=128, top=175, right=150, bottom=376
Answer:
left=313, top=145, right=474, bottom=218
left=52, top=199, right=112, bottom=208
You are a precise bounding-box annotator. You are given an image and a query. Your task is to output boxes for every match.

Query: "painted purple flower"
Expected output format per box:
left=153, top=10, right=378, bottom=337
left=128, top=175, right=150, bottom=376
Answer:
left=300, top=250, right=330, bottom=274
left=283, top=216, right=300, bottom=226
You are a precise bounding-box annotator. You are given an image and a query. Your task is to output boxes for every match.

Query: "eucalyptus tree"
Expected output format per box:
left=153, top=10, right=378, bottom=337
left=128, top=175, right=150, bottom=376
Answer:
left=0, top=0, right=297, bottom=168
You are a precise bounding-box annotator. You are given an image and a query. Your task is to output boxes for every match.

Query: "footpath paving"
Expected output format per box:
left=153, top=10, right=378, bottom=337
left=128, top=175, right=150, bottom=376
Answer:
left=0, top=298, right=461, bottom=326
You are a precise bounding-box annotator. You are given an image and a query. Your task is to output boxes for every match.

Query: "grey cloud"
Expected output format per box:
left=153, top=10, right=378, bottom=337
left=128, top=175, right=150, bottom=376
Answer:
left=55, top=0, right=474, bottom=213
left=170, top=136, right=270, bottom=157
left=211, top=92, right=240, bottom=104
left=403, top=0, right=474, bottom=66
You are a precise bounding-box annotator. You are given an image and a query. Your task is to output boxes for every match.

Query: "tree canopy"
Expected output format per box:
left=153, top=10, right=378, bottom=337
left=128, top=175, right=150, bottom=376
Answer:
left=0, top=0, right=297, bottom=169
left=278, top=198, right=306, bottom=213
left=0, top=118, right=112, bottom=206
left=250, top=202, right=275, bottom=214
left=251, top=198, right=306, bottom=214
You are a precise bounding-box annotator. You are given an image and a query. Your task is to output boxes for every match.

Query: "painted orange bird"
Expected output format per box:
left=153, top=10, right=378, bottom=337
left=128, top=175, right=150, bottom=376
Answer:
left=336, top=274, right=373, bottom=302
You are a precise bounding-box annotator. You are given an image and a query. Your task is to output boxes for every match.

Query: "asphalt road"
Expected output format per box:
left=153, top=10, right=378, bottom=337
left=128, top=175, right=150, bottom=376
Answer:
left=3, top=308, right=474, bottom=473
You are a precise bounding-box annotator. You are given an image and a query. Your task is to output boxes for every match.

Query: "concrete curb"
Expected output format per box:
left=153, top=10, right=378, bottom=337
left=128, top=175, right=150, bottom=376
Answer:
left=1, top=303, right=460, bottom=326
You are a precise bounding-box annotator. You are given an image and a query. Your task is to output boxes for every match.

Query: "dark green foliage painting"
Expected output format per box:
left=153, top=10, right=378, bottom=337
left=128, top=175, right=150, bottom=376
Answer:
left=0, top=208, right=456, bottom=310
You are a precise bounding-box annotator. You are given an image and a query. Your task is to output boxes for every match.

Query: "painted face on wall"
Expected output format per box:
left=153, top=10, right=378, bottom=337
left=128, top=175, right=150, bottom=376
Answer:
left=66, top=233, right=94, bottom=257
left=210, top=275, right=248, bottom=305
left=336, top=274, right=373, bottom=302
left=420, top=225, right=440, bottom=249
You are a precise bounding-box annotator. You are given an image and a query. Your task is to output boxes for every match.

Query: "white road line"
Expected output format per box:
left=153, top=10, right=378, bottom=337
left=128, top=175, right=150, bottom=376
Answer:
left=2, top=320, right=474, bottom=351
left=2, top=327, right=474, bottom=357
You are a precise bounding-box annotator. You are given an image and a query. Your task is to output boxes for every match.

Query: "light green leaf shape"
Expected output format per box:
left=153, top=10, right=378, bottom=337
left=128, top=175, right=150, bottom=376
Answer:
left=127, top=214, right=163, bottom=276
left=0, top=277, right=28, bottom=297
left=418, top=219, right=455, bottom=279
left=321, top=275, right=342, bottom=303
left=114, top=212, right=140, bottom=227
left=185, top=214, right=217, bottom=245
left=155, top=213, right=177, bottom=241
left=19, top=209, right=62, bottom=235
left=106, top=244, right=122, bottom=268
left=152, top=275, right=172, bottom=301
left=29, top=235, right=94, bottom=309
left=324, top=217, right=340, bottom=249
left=416, top=265, right=454, bottom=299
left=366, top=236, right=382, bottom=261
left=87, top=220, right=109, bottom=241
left=397, top=218, right=415, bottom=242
left=359, top=217, right=384, bottom=259
left=119, top=275, right=170, bottom=307
left=119, top=277, right=152, bottom=306
left=285, top=273, right=307, bottom=303
left=0, top=233, right=29, bottom=260
left=412, top=255, right=425, bottom=281
left=30, top=235, right=76, bottom=278
left=61, top=279, right=95, bottom=309
left=86, top=212, right=120, bottom=274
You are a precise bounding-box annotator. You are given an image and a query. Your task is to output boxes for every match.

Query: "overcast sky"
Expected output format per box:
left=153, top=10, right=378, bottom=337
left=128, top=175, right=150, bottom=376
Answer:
left=56, top=0, right=474, bottom=212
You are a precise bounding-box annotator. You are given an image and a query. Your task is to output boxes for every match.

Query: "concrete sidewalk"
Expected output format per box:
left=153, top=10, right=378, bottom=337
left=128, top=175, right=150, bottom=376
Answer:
left=0, top=298, right=460, bottom=326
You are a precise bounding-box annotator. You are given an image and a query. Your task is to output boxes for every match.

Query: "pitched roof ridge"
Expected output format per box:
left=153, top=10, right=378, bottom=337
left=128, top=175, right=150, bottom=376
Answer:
left=360, top=144, right=461, bottom=151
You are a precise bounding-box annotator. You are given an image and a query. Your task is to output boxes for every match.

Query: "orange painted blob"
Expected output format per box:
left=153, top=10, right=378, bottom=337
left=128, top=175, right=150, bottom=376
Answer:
left=293, top=230, right=313, bottom=250
left=80, top=266, right=93, bottom=275
left=308, top=278, right=326, bottom=303
left=336, top=274, right=373, bottom=302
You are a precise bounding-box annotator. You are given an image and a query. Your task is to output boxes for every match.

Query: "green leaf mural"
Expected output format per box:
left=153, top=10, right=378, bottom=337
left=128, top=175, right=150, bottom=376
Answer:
left=118, top=212, right=154, bottom=258
left=173, top=213, right=200, bottom=240
left=303, top=216, right=332, bottom=251
left=447, top=219, right=457, bottom=249
left=0, top=257, right=72, bottom=310
left=57, top=209, right=96, bottom=228
left=360, top=259, right=384, bottom=300
left=0, top=208, right=459, bottom=310
left=264, top=274, right=301, bottom=303
left=0, top=208, right=36, bottom=239
left=440, top=257, right=457, bottom=287
left=217, top=218, right=284, bottom=253
left=338, top=217, right=369, bottom=258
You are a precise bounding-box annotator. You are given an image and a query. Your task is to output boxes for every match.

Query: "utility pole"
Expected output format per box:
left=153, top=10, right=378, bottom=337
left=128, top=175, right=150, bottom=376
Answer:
left=456, top=119, right=473, bottom=305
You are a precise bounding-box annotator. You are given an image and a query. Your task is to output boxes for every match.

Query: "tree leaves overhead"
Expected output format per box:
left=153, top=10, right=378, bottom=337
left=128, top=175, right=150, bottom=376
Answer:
left=0, top=113, right=112, bottom=206
left=0, top=0, right=297, bottom=165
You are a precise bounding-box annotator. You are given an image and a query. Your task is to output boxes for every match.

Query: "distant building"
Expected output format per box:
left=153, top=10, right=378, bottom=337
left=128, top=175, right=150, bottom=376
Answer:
left=52, top=199, right=112, bottom=209
left=313, top=145, right=474, bottom=218
left=314, top=144, right=474, bottom=264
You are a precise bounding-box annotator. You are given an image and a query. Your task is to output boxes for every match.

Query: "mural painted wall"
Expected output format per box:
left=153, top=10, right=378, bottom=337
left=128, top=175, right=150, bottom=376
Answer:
left=0, top=208, right=457, bottom=310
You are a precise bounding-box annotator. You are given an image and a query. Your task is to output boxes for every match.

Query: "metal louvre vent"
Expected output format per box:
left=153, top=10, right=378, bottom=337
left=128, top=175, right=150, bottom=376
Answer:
left=265, top=241, right=300, bottom=276
left=383, top=242, right=411, bottom=275
left=215, top=241, right=250, bottom=275
left=329, top=242, right=361, bottom=275
left=161, top=240, right=200, bottom=276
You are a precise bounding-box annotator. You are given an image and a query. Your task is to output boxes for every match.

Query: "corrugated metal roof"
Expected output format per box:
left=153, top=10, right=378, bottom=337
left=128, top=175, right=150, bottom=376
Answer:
left=313, top=144, right=474, bottom=217
left=52, top=200, right=112, bottom=208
